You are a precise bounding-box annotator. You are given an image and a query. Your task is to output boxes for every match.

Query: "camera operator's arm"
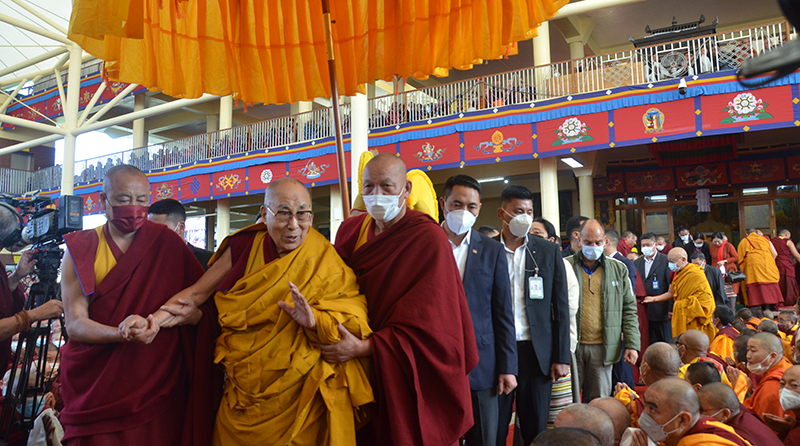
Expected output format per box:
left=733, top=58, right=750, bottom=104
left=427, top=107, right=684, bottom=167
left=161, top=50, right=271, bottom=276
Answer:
left=7, top=250, right=37, bottom=293
left=61, top=247, right=130, bottom=344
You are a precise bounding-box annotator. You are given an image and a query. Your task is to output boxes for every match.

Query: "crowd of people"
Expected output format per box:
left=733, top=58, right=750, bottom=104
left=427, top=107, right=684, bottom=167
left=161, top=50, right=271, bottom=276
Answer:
left=5, top=157, right=800, bottom=445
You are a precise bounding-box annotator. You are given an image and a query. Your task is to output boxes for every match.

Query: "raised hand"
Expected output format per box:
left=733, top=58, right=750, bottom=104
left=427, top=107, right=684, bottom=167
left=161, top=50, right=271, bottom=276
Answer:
left=277, top=281, right=316, bottom=328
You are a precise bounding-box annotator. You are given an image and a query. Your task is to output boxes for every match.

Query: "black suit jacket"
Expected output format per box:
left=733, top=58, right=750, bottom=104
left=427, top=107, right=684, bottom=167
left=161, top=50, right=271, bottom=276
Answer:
left=634, top=253, right=672, bottom=321
left=461, top=229, right=517, bottom=390
left=703, top=264, right=728, bottom=306
left=496, top=234, right=571, bottom=376
left=188, top=243, right=214, bottom=271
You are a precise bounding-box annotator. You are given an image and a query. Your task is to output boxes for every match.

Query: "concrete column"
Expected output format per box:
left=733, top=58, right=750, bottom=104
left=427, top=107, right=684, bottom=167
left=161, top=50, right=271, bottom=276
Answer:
left=539, top=157, right=560, bottom=234
left=533, top=21, right=551, bottom=66
left=206, top=114, right=219, bottom=133
left=350, top=93, right=368, bottom=205
left=567, top=38, right=586, bottom=60
left=329, top=183, right=343, bottom=243
left=215, top=96, right=234, bottom=245
left=215, top=198, right=230, bottom=250
left=60, top=45, right=83, bottom=196
left=132, top=93, right=147, bottom=148
left=578, top=174, right=594, bottom=219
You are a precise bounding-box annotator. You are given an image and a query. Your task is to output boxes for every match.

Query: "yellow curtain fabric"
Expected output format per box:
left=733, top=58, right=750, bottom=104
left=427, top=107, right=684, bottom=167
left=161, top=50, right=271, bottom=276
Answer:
left=211, top=226, right=373, bottom=446
left=68, top=0, right=568, bottom=104
left=672, top=263, right=717, bottom=341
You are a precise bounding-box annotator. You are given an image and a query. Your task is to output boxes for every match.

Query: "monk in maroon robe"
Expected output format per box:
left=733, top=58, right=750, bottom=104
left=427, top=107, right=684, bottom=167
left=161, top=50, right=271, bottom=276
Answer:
left=321, top=154, right=478, bottom=446
left=59, top=165, right=219, bottom=446
left=697, top=382, right=783, bottom=446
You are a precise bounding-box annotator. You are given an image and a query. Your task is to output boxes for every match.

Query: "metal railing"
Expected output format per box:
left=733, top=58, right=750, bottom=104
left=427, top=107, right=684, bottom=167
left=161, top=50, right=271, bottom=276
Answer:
left=3, top=21, right=791, bottom=192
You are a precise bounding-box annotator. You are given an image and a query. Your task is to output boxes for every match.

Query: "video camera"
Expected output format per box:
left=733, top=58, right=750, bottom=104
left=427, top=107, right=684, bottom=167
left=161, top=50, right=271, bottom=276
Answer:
left=0, top=195, right=83, bottom=282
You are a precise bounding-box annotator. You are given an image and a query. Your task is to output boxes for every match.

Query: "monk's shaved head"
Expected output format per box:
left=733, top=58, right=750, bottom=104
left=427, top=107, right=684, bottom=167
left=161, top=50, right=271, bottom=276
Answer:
left=533, top=427, right=604, bottom=446
left=643, top=342, right=681, bottom=378
left=697, top=382, right=740, bottom=416
left=589, top=397, right=631, bottom=441
left=758, top=319, right=780, bottom=335
left=679, top=330, right=710, bottom=364
left=361, top=153, right=412, bottom=224
left=554, top=404, right=614, bottom=446
left=647, top=378, right=700, bottom=416
left=102, top=164, right=149, bottom=194
left=668, top=247, right=688, bottom=263
left=264, top=177, right=310, bottom=208
left=751, top=332, right=783, bottom=355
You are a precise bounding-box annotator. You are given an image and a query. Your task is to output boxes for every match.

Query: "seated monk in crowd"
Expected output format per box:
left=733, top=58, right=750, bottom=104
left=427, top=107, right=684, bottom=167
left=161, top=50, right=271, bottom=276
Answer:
left=685, top=361, right=722, bottom=391
left=677, top=330, right=746, bottom=401
left=554, top=404, right=615, bottom=446
left=768, top=364, right=800, bottom=445
left=59, top=165, right=219, bottom=445
left=710, top=306, right=739, bottom=364
left=156, top=177, right=373, bottom=445
left=740, top=333, right=792, bottom=432
left=758, top=319, right=795, bottom=363
left=628, top=378, right=751, bottom=446
left=697, top=382, right=783, bottom=446
left=590, top=397, right=632, bottom=445
left=615, top=342, right=681, bottom=428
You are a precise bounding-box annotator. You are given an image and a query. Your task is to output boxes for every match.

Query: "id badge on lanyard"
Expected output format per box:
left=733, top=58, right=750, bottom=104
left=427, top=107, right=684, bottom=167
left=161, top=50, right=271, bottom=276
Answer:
left=529, top=274, right=544, bottom=300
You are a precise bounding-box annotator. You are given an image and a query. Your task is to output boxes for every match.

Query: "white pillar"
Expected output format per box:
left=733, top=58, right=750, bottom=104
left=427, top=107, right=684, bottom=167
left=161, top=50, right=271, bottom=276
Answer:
left=60, top=44, right=83, bottom=196
left=132, top=93, right=147, bottom=148
left=539, top=157, right=560, bottom=234
left=578, top=174, right=594, bottom=219
left=567, top=38, right=586, bottom=60
left=215, top=198, right=230, bottom=250
left=350, top=93, right=368, bottom=205
left=206, top=114, right=219, bottom=133
left=329, top=183, right=343, bottom=242
left=215, top=95, right=234, bottom=245
left=533, top=22, right=551, bottom=66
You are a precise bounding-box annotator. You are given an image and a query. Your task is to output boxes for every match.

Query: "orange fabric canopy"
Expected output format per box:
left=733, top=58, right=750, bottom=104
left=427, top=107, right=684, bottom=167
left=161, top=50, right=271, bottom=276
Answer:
left=68, top=0, right=568, bottom=105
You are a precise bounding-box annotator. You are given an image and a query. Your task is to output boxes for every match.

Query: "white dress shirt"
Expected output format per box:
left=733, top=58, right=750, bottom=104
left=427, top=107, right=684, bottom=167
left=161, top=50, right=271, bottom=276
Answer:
left=445, top=224, right=471, bottom=280
left=564, top=258, right=580, bottom=353
left=501, top=234, right=531, bottom=341
left=644, top=254, right=656, bottom=278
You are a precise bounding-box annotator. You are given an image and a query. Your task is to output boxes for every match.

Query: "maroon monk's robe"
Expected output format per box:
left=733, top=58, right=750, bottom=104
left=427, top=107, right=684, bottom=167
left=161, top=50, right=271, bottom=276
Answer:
left=59, top=221, right=221, bottom=446
left=728, top=405, right=783, bottom=446
left=0, top=260, right=24, bottom=374
left=336, top=210, right=479, bottom=446
left=686, top=417, right=752, bottom=446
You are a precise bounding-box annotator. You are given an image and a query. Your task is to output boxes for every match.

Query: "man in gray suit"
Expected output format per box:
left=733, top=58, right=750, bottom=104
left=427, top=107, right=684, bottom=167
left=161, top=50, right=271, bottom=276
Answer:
left=439, top=174, right=517, bottom=446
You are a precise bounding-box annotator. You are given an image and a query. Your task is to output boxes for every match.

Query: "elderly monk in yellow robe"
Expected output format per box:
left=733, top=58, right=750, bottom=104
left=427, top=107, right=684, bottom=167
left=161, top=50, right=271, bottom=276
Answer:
left=152, top=177, right=373, bottom=446
left=738, top=228, right=783, bottom=308
left=669, top=248, right=717, bottom=340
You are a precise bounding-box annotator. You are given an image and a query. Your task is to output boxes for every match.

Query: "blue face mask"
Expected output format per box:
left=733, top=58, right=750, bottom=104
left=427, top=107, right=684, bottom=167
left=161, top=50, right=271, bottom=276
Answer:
left=582, top=244, right=605, bottom=261
left=668, top=262, right=679, bottom=272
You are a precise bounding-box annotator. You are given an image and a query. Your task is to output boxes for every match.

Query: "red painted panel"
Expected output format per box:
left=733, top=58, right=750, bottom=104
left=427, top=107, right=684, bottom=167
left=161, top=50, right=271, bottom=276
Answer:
left=180, top=174, right=211, bottom=203
left=289, top=153, right=338, bottom=185
left=625, top=169, right=675, bottom=193
left=729, top=158, right=784, bottom=184
left=615, top=99, right=696, bottom=141
left=400, top=133, right=460, bottom=169
left=701, top=85, right=793, bottom=130
left=212, top=168, right=247, bottom=196
left=538, top=112, right=610, bottom=152
left=464, top=124, right=532, bottom=161
left=594, top=172, right=624, bottom=195
left=150, top=180, right=180, bottom=202
left=675, top=164, right=728, bottom=188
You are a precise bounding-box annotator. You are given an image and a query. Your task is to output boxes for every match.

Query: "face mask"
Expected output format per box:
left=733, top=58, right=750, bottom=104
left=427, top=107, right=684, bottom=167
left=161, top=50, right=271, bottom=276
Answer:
left=694, top=242, right=704, bottom=248
left=656, top=244, right=665, bottom=251
left=642, top=246, right=655, bottom=257
left=747, top=353, right=774, bottom=375
left=109, top=203, right=149, bottom=233
left=445, top=209, right=476, bottom=236
left=638, top=411, right=684, bottom=443
left=668, top=262, right=679, bottom=272
left=582, top=244, right=605, bottom=261
left=363, top=192, right=404, bottom=222
left=681, top=234, right=690, bottom=243
left=10, top=341, right=17, bottom=353
left=52, top=339, right=66, bottom=348
left=781, top=388, right=800, bottom=411
left=706, top=408, right=726, bottom=422
left=19, top=397, right=44, bottom=418
left=503, top=211, right=532, bottom=238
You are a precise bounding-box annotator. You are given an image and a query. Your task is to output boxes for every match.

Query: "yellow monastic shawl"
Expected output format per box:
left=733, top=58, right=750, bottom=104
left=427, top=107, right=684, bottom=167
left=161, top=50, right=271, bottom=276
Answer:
left=709, top=332, right=735, bottom=365
left=93, top=225, right=117, bottom=286
left=672, top=263, right=717, bottom=341
left=678, top=357, right=746, bottom=402
left=738, top=233, right=780, bottom=285
left=676, top=420, right=754, bottom=446
left=211, top=227, right=373, bottom=446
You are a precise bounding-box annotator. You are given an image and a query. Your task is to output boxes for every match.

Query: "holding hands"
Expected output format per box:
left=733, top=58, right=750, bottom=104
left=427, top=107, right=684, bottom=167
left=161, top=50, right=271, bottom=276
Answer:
left=118, top=314, right=159, bottom=344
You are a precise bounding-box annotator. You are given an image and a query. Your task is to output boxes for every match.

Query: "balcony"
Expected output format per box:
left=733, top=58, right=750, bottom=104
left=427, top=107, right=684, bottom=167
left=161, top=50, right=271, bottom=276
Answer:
left=2, top=20, right=792, bottom=195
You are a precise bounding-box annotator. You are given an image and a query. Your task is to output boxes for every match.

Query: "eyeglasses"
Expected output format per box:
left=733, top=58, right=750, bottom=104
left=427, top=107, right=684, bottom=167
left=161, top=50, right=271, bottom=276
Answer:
left=266, top=206, right=313, bottom=223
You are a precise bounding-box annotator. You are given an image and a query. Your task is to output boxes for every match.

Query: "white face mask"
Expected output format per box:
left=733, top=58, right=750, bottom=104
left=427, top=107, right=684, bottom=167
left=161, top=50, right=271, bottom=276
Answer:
left=10, top=341, right=17, bottom=353
left=642, top=246, right=655, bottom=257
left=781, top=388, right=800, bottom=411
left=638, top=411, right=684, bottom=443
left=694, top=242, right=704, bottom=248
left=681, top=234, right=690, bottom=243
left=503, top=210, right=532, bottom=238
left=747, top=353, right=775, bottom=375
left=52, top=339, right=66, bottom=348
left=445, top=209, right=477, bottom=236
left=582, top=244, right=605, bottom=261
left=363, top=192, right=404, bottom=222
left=668, top=262, right=680, bottom=272
left=656, top=244, right=665, bottom=251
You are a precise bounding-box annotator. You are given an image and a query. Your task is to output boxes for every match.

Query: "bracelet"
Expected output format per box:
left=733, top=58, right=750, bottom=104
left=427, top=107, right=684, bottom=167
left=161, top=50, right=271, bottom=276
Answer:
left=15, top=311, right=31, bottom=333
left=13, top=314, right=21, bottom=334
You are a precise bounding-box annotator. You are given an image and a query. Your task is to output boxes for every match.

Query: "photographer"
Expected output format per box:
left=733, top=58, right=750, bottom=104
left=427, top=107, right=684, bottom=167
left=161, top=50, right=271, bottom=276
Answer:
left=0, top=205, right=63, bottom=376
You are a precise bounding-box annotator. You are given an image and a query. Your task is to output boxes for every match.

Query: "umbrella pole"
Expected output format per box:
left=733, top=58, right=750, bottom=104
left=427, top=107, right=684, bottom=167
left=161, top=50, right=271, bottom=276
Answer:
left=322, top=0, right=351, bottom=219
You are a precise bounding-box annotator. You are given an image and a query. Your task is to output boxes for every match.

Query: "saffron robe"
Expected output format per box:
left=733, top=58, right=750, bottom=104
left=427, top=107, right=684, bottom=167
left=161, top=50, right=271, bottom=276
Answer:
left=738, top=233, right=783, bottom=306
left=614, top=387, right=644, bottom=428
left=210, top=226, right=373, bottom=446
left=335, top=210, right=478, bottom=446
left=677, top=417, right=753, bottom=446
left=743, top=357, right=792, bottom=429
left=60, top=221, right=219, bottom=446
left=728, top=405, right=783, bottom=446
left=672, top=263, right=717, bottom=340
left=710, top=325, right=740, bottom=364
left=679, top=356, right=747, bottom=402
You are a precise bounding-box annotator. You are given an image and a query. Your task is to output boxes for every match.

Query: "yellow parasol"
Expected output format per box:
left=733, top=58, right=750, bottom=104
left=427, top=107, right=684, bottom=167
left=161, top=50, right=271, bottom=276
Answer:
left=68, top=0, right=568, bottom=216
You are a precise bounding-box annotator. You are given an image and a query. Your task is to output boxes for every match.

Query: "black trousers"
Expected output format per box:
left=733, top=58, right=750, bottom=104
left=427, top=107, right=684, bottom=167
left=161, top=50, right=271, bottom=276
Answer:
left=464, top=388, right=499, bottom=446
left=496, top=341, right=552, bottom=446
left=649, top=320, right=672, bottom=345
